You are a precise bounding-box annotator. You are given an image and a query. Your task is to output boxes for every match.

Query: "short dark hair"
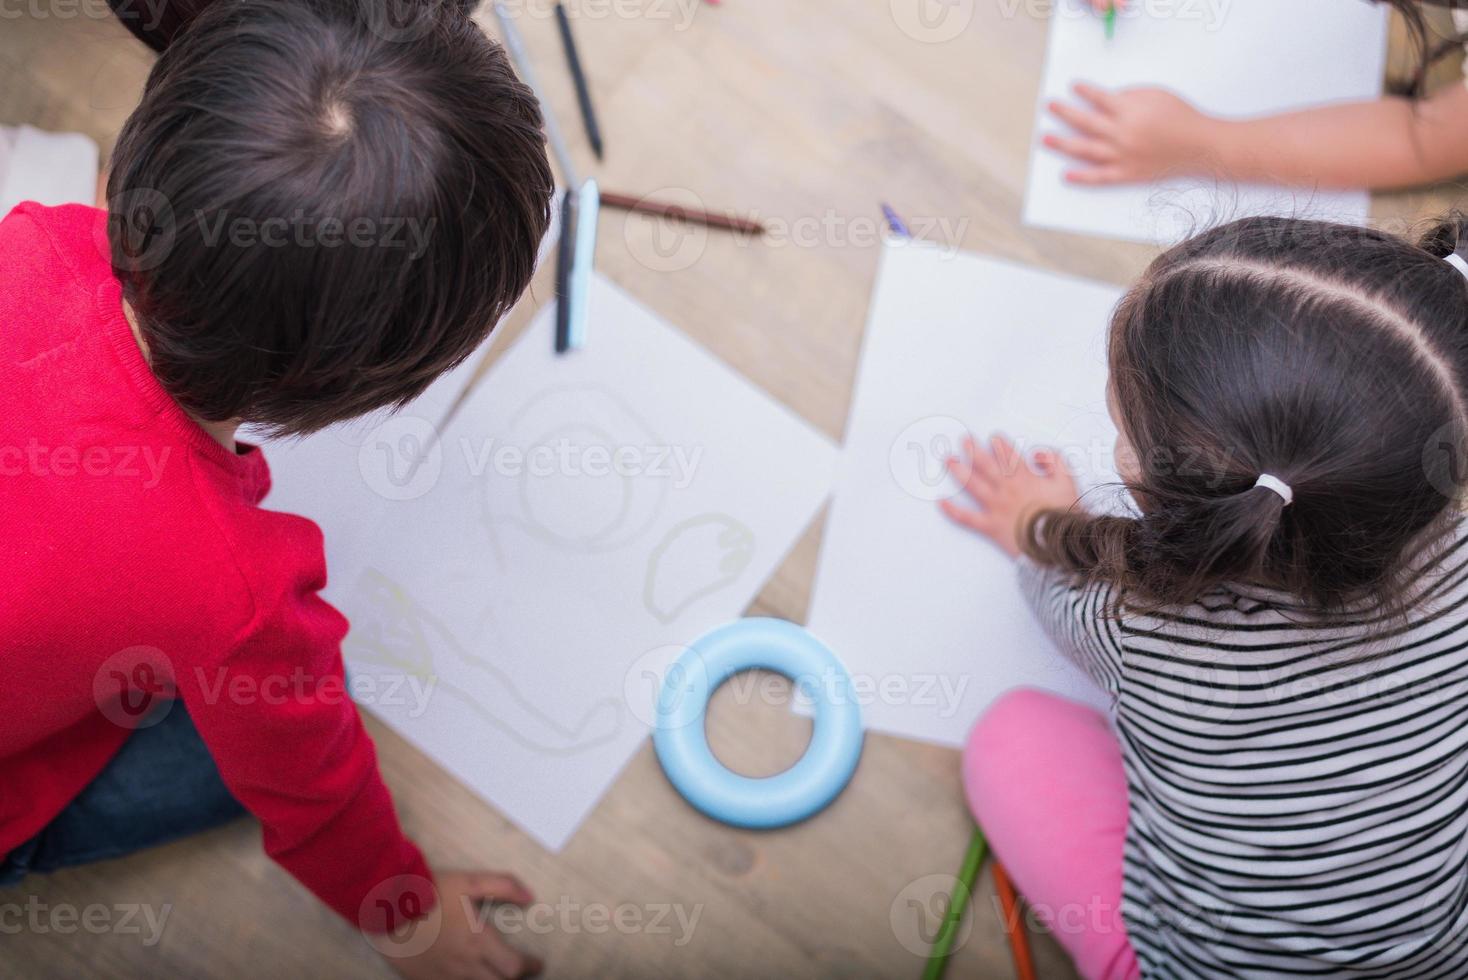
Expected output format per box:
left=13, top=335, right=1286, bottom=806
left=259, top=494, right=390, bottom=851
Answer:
left=1027, top=214, right=1468, bottom=613
left=106, top=0, right=553, bottom=434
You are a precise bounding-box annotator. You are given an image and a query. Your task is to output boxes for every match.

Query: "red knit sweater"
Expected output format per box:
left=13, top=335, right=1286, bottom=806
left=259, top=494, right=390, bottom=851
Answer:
left=0, top=203, right=433, bottom=930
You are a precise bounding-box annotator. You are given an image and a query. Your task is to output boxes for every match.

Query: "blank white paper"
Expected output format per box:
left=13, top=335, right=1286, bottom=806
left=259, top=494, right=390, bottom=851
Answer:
left=806, top=240, right=1122, bottom=747
left=253, top=352, right=482, bottom=607
left=1023, top=0, right=1388, bottom=244
left=327, top=276, right=837, bottom=850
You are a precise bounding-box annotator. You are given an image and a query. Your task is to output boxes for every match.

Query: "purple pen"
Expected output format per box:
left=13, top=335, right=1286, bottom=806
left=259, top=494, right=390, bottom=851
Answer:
left=881, top=202, right=911, bottom=239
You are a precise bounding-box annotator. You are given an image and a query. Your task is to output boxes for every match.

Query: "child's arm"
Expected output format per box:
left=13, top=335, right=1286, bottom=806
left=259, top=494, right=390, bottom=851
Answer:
left=1045, top=82, right=1468, bottom=190
left=939, top=435, right=1123, bottom=695
left=175, top=571, right=541, bottom=978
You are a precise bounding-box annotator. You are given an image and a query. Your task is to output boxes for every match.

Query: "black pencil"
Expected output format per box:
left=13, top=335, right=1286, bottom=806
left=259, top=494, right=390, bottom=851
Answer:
left=554, top=188, right=578, bottom=354
left=554, top=2, right=603, bottom=160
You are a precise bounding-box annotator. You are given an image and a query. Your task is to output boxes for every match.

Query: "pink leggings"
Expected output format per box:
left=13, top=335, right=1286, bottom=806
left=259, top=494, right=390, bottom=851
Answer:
left=962, top=688, right=1142, bottom=980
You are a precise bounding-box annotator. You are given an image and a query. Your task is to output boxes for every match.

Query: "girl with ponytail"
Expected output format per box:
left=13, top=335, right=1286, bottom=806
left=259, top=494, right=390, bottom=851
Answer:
left=948, top=213, right=1468, bottom=977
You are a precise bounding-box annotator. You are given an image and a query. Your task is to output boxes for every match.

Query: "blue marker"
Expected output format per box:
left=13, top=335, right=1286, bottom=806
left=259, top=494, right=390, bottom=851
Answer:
left=881, top=202, right=911, bottom=238
left=563, top=177, right=600, bottom=352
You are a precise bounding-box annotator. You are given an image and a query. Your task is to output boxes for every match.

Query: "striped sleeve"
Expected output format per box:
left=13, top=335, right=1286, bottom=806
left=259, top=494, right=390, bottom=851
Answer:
left=1017, top=557, right=1124, bottom=699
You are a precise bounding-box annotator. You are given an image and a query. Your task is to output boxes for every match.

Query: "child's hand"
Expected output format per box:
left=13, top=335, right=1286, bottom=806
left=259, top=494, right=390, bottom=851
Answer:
left=387, top=871, right=542, bottom=980
left=939, top=435, right=1080, bottom=558
left=1044, top=84, right=1215, bottom=185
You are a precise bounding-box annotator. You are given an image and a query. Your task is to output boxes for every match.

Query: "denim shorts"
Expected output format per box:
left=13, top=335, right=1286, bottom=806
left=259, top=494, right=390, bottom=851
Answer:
left=1, top=701, right=245, bottom=885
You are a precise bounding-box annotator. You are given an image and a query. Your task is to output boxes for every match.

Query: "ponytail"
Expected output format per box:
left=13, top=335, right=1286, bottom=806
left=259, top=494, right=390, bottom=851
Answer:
left=1027, top=481, right=1292, bottom=610
left=1419, top=209, right=1468, bottom=261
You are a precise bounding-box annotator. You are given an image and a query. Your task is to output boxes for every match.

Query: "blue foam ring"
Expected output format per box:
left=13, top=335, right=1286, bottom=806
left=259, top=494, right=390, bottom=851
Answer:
left=652, top=618, right=864, bottom=830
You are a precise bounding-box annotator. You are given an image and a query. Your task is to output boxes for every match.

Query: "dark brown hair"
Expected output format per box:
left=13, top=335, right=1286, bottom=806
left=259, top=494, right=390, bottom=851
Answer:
left=1025, top=214, right=1468, bottom=613
left=1381, top=0, right=1468, bottom=97
left=105, top=0, right=485, bottom=53
left=105, top=0, right=553, bottom=434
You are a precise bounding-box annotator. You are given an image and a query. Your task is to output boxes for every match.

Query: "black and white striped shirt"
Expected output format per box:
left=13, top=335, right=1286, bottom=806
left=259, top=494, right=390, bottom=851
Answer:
left=1020, top=528, right=1468, bottom=977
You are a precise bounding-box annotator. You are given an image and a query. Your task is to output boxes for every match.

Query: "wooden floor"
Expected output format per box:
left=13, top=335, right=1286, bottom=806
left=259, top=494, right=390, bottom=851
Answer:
left=3, top=3, right=1464, bottom=978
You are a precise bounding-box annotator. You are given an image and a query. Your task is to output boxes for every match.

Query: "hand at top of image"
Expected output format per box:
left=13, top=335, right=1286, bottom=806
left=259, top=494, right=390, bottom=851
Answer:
left=1044, top=84, right=1213, bottom=186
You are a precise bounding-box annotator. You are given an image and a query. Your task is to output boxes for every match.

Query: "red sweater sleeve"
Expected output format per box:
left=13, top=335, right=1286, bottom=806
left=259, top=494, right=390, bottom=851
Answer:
left=172, top=545, right=437, bottom=932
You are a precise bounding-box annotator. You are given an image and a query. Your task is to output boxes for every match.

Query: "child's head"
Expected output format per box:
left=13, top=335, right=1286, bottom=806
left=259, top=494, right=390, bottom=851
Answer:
left=1029, top=214, right=1468, bottom=611
left=105, top=0, right=553, bottom=434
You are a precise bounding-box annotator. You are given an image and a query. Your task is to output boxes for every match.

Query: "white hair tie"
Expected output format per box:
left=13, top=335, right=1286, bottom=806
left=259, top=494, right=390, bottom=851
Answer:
left=1254, top=474, right=1293, bottom=505
left=1446, top=254, right=1468, bottom=279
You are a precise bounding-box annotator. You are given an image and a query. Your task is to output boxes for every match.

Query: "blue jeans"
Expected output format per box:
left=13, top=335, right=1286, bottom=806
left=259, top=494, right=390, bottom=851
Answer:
left=0, top=701, right=245, bottom=884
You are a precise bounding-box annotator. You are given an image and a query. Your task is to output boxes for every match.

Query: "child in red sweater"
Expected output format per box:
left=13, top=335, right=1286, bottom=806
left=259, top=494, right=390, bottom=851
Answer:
left=0, top=2, right=552, bottom=977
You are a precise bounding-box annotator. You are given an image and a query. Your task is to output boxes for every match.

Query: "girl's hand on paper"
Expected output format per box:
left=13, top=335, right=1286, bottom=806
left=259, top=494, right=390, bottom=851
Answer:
left=940, top=435, right=1080, bottom=558
left=387, top=871, right=543, bottom=980
left=1044, top=84, right=1214, bottom=185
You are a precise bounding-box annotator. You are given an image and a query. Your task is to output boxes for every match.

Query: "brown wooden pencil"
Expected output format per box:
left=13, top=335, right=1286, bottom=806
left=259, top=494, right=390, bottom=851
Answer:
left=991, top=861, right=1037, bottom=980
left=599, top=190, right=766, bottom=234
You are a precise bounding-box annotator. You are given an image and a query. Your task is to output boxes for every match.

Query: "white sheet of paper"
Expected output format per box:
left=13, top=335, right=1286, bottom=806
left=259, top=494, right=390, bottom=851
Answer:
left=1023, top=0, right=1387, bottom=244
left=806, top=240, right=1122, bottom=747
left=252, top=353, right=482, bottom=606
left=1, top=125, right=99, bottom=215
left=329, top=276, right=836, bottom=850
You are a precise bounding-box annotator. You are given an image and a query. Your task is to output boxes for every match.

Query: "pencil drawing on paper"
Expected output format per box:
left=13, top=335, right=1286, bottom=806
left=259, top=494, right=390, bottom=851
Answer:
left=643, top=513, right=755, bottom=624
left=344, top=568, right=623, bottom=756
left=479, top=384, right=671, bottom=557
